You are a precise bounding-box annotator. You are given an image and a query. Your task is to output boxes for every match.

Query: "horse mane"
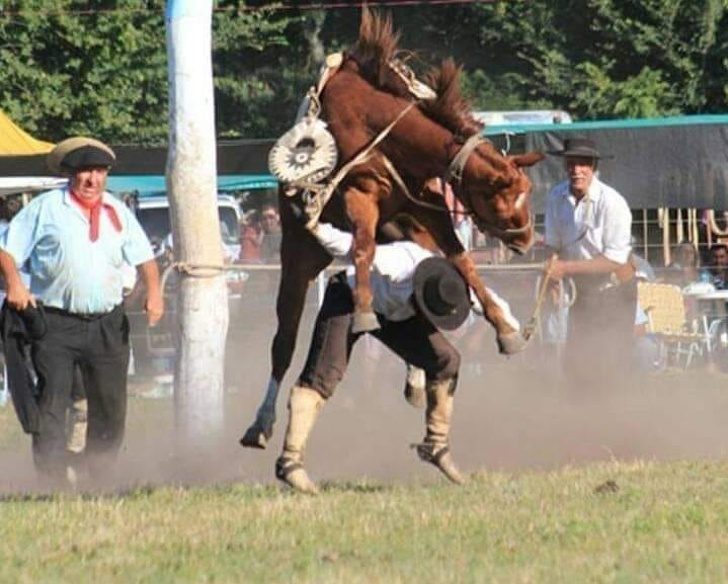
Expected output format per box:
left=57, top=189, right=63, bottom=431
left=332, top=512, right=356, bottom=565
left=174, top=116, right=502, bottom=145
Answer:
left=422, top=60, right=484, bottom=138
left=349, top=8, right=483, bottom=138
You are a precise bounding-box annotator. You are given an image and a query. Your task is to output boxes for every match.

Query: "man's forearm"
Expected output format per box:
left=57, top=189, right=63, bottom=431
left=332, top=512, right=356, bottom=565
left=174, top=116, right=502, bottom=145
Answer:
left=0, top=249, right=23, bottom=287
left=137, top=259, right=161, bottom=296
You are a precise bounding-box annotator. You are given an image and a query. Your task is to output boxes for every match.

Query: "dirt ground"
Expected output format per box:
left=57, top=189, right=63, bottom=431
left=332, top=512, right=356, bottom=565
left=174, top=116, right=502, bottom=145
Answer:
left=2, top=285, right=728, bottom=494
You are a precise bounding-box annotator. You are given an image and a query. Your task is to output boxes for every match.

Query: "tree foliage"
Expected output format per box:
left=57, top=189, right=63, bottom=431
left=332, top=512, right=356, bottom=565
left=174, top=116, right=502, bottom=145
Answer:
left=0, top=0, right=726, bottom=145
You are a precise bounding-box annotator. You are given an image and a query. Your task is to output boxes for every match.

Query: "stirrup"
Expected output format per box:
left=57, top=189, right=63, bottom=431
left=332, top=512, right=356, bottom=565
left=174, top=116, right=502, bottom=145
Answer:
left=275, top=457, right=319, bottom=495
left=412, top=443, right=466, bottom=485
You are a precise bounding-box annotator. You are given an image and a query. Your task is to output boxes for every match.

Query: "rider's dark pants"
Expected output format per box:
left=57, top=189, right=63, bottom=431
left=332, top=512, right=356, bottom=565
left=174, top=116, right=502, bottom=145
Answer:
left=298, top=276, right=460, bottom=399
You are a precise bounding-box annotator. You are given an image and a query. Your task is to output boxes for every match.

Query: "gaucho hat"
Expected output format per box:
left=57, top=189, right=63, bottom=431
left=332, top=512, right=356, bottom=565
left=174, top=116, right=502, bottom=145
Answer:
left=548, top=137, right=610, bottom=159
left=47, top=136, right=116, bottom=175
left=413, top=257, right=471, bottom=331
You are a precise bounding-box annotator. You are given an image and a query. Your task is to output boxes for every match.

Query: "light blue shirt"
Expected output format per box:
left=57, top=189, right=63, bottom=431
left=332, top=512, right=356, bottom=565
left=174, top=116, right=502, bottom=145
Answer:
left=0, top=188, right=154, bottom=313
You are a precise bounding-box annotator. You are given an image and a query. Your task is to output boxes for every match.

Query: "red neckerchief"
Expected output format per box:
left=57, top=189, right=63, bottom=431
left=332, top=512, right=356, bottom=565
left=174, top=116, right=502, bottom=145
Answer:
left=70, top=191, right=122, bottom=242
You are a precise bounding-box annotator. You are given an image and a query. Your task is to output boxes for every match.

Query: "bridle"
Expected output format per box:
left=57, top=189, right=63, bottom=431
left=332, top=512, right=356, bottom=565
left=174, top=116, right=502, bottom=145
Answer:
left=442, top=132, right=534, bottom=239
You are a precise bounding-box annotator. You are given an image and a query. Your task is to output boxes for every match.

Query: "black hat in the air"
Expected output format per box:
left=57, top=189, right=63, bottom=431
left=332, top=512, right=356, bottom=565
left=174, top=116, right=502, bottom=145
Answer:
left=413, top=257, right=470, bottom=330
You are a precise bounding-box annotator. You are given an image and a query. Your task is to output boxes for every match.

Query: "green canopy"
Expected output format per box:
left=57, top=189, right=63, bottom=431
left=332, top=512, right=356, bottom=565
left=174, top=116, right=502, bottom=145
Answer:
left=106, top=174, right=278, bottom=197
left=485, top=115, right=728, bottom=212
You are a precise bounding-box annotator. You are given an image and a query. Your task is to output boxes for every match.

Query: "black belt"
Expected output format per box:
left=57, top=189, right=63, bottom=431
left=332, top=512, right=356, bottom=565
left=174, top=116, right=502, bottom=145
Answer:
left=44, top=304, right=120, bottom=321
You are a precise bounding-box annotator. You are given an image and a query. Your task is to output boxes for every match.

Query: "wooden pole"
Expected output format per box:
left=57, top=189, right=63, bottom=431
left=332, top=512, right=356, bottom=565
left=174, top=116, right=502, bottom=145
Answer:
left=165, top=0, right=228, bottom=448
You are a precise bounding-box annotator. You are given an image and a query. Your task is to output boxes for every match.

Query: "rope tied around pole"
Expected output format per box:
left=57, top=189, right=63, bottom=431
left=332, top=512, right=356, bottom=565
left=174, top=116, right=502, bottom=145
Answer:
left=160, top=261, right=251, bottom=293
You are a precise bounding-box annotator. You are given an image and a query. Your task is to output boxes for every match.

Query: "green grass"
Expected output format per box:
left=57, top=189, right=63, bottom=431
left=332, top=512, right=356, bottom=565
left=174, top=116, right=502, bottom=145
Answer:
left=1, top=460, right=728, bottom=582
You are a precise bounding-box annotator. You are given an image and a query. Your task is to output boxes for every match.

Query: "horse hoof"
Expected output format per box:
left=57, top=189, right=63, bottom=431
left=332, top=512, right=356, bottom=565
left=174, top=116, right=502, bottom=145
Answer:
left=497, top=331, right=528, bottom=355
left=352, top=311, right=380, bottom=334
left=240, top=425, right=269, bottom=449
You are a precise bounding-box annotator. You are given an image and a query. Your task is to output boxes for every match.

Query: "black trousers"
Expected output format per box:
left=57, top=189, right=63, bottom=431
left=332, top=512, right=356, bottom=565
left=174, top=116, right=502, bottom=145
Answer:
left=298, top=277, right=460, bottom=399
left=31, top=305, right=130, bottom=476
left=564, top=277, right=638, bottom=390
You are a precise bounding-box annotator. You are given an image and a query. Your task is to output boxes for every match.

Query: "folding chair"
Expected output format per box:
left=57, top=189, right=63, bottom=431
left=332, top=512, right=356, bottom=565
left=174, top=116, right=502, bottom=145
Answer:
left=637, top=282, right=705, bottom=369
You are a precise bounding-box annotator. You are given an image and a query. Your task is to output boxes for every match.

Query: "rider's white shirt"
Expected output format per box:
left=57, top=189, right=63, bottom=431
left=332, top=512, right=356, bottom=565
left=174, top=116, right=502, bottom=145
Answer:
left=544, top=177, right=632, bottom=264
left=313, top=222, right=518, bottom=329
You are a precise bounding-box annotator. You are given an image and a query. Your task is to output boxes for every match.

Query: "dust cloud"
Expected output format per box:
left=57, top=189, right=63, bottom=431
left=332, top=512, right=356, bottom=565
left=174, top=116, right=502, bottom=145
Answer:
left=2, top=275, right=728, bottom=495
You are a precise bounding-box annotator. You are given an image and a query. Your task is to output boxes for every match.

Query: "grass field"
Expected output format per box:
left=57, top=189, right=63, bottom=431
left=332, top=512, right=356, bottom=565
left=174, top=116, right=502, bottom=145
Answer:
left=3, top=363, right=728, bottom=582
left=1, top=457, right=728, bottom=582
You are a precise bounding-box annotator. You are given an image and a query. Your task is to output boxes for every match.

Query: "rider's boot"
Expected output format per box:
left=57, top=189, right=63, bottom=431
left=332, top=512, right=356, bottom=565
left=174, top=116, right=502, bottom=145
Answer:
left=415, top=377, right=466, bottom=485
left=66, top=398, right=88, bottom=454
left=403, top=363, right=426, bottom=409
left=275, top=385, right=325, bottom=495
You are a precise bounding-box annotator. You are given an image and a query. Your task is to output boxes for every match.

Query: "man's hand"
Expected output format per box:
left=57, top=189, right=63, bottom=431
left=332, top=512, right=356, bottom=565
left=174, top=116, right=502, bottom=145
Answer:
left=5, top=281, right=35, bottom=310
left=547, top=259, right=569, bottom=281
left=137, top=259, right=163, bottom=326
left=145, top=290, right=164, bottom=327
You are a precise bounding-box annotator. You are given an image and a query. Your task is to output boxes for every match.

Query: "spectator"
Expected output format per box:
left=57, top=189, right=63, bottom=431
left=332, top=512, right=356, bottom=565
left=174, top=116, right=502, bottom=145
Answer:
left=444, top=182, right=473, bottom=251
left=705, top=243, right=728, bottom=290
left=259, top=204, right=282, bottom=263
left=543, top=137, right=637, bottom=391
left=666, top=242, right=701, bottom=288
left=239, top=209, right=263, bottom=263
left=0, top=136, right=163, bottom=484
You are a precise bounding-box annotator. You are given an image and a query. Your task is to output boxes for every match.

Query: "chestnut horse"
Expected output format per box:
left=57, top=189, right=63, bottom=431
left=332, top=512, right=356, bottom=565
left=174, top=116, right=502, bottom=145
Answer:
left=241, top=9, right=543, bottom=448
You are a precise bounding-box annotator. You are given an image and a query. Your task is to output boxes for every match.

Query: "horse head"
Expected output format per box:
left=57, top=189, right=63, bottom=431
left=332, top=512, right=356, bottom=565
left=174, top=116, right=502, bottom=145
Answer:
left=454, top=146, right=544, bottom=254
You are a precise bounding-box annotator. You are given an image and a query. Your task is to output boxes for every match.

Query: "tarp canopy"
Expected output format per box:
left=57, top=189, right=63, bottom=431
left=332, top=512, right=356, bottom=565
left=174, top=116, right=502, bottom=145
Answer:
left=0, top=111, right=54, bottom=155
left=106, top=174, right=277, bottom=196
left=3, top=115, right=726, bottom=210
left=484, top=115, right=728, bottom=212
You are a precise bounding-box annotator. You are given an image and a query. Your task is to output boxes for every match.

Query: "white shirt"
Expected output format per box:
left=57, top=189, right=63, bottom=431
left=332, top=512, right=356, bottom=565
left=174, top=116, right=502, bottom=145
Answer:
left=544, top=177, right=632, bottom=264
left=313, top=222, right=519, bottom=329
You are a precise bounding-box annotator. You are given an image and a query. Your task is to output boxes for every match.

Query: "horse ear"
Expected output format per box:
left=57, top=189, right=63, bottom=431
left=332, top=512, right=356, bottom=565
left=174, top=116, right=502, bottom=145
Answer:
left=509, top=152, right=545, bottom=168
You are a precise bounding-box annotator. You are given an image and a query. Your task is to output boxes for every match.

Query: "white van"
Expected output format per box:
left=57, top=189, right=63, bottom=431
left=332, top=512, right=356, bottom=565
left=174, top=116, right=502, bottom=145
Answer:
left=133, top=193, right=241, bottom=261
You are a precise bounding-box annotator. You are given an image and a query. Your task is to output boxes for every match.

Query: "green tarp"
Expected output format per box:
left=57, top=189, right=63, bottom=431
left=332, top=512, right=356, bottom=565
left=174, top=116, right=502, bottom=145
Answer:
left=485, top=115, right=728, bottom=212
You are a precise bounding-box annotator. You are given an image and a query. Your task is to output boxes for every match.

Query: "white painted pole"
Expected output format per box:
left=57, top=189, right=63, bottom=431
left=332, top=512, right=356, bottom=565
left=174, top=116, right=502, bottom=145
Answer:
left=166, top=0, right=228, bottom=448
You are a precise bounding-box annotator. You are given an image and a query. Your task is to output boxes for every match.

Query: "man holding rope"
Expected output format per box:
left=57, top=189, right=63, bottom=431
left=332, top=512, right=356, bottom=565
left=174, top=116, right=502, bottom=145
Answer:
left=543, top=137, right=637, bottom=390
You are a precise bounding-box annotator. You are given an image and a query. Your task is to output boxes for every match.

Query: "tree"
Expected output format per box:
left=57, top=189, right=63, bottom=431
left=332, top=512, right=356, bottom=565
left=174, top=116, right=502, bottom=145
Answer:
left=465, top=0, right=728, bottom=118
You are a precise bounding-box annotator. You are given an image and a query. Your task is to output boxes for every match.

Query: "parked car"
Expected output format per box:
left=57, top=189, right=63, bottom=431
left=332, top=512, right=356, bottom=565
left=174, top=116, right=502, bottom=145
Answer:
left=123, top=193, right=248, bottom=378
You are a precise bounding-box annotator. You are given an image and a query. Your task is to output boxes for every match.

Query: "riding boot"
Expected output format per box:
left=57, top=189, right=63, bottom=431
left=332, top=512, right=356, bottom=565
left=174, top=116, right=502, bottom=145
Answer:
left=415, top=377, right=466, bottom=484
left=403, top=364, right=426, bottom=409
left=66, top=398, right=88, bottom=454
left=275, top=385, right=325, bottom=494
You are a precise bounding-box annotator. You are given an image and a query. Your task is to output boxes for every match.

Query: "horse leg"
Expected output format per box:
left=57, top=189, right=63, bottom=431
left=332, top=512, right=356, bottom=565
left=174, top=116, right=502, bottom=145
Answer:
left=344, top=186, right=380, bottom=333
left=448, top=252, right=526, bottom=354
left=410, top=208, right=526, bottom=355
left=241, top=233, right=330, bottom=449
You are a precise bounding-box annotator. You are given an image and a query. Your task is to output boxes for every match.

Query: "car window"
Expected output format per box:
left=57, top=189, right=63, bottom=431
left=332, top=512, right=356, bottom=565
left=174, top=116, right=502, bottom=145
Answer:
left=137, top=205, right=239, bottom=245
left=219, top=207, right=240, bottom=245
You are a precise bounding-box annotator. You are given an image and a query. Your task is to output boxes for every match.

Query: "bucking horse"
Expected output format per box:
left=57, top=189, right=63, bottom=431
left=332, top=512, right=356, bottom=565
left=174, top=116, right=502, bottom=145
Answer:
left=241, top=8, right=543, bottom=448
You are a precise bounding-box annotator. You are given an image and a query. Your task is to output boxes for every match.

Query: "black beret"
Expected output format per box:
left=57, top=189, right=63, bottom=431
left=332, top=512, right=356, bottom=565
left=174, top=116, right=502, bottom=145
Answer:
left=47, top=136, right=116, bottom=175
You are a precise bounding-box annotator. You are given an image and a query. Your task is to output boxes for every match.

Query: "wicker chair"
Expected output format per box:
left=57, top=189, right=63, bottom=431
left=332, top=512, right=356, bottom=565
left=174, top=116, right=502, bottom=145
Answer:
left=637, top=282, right=707, bottom=369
